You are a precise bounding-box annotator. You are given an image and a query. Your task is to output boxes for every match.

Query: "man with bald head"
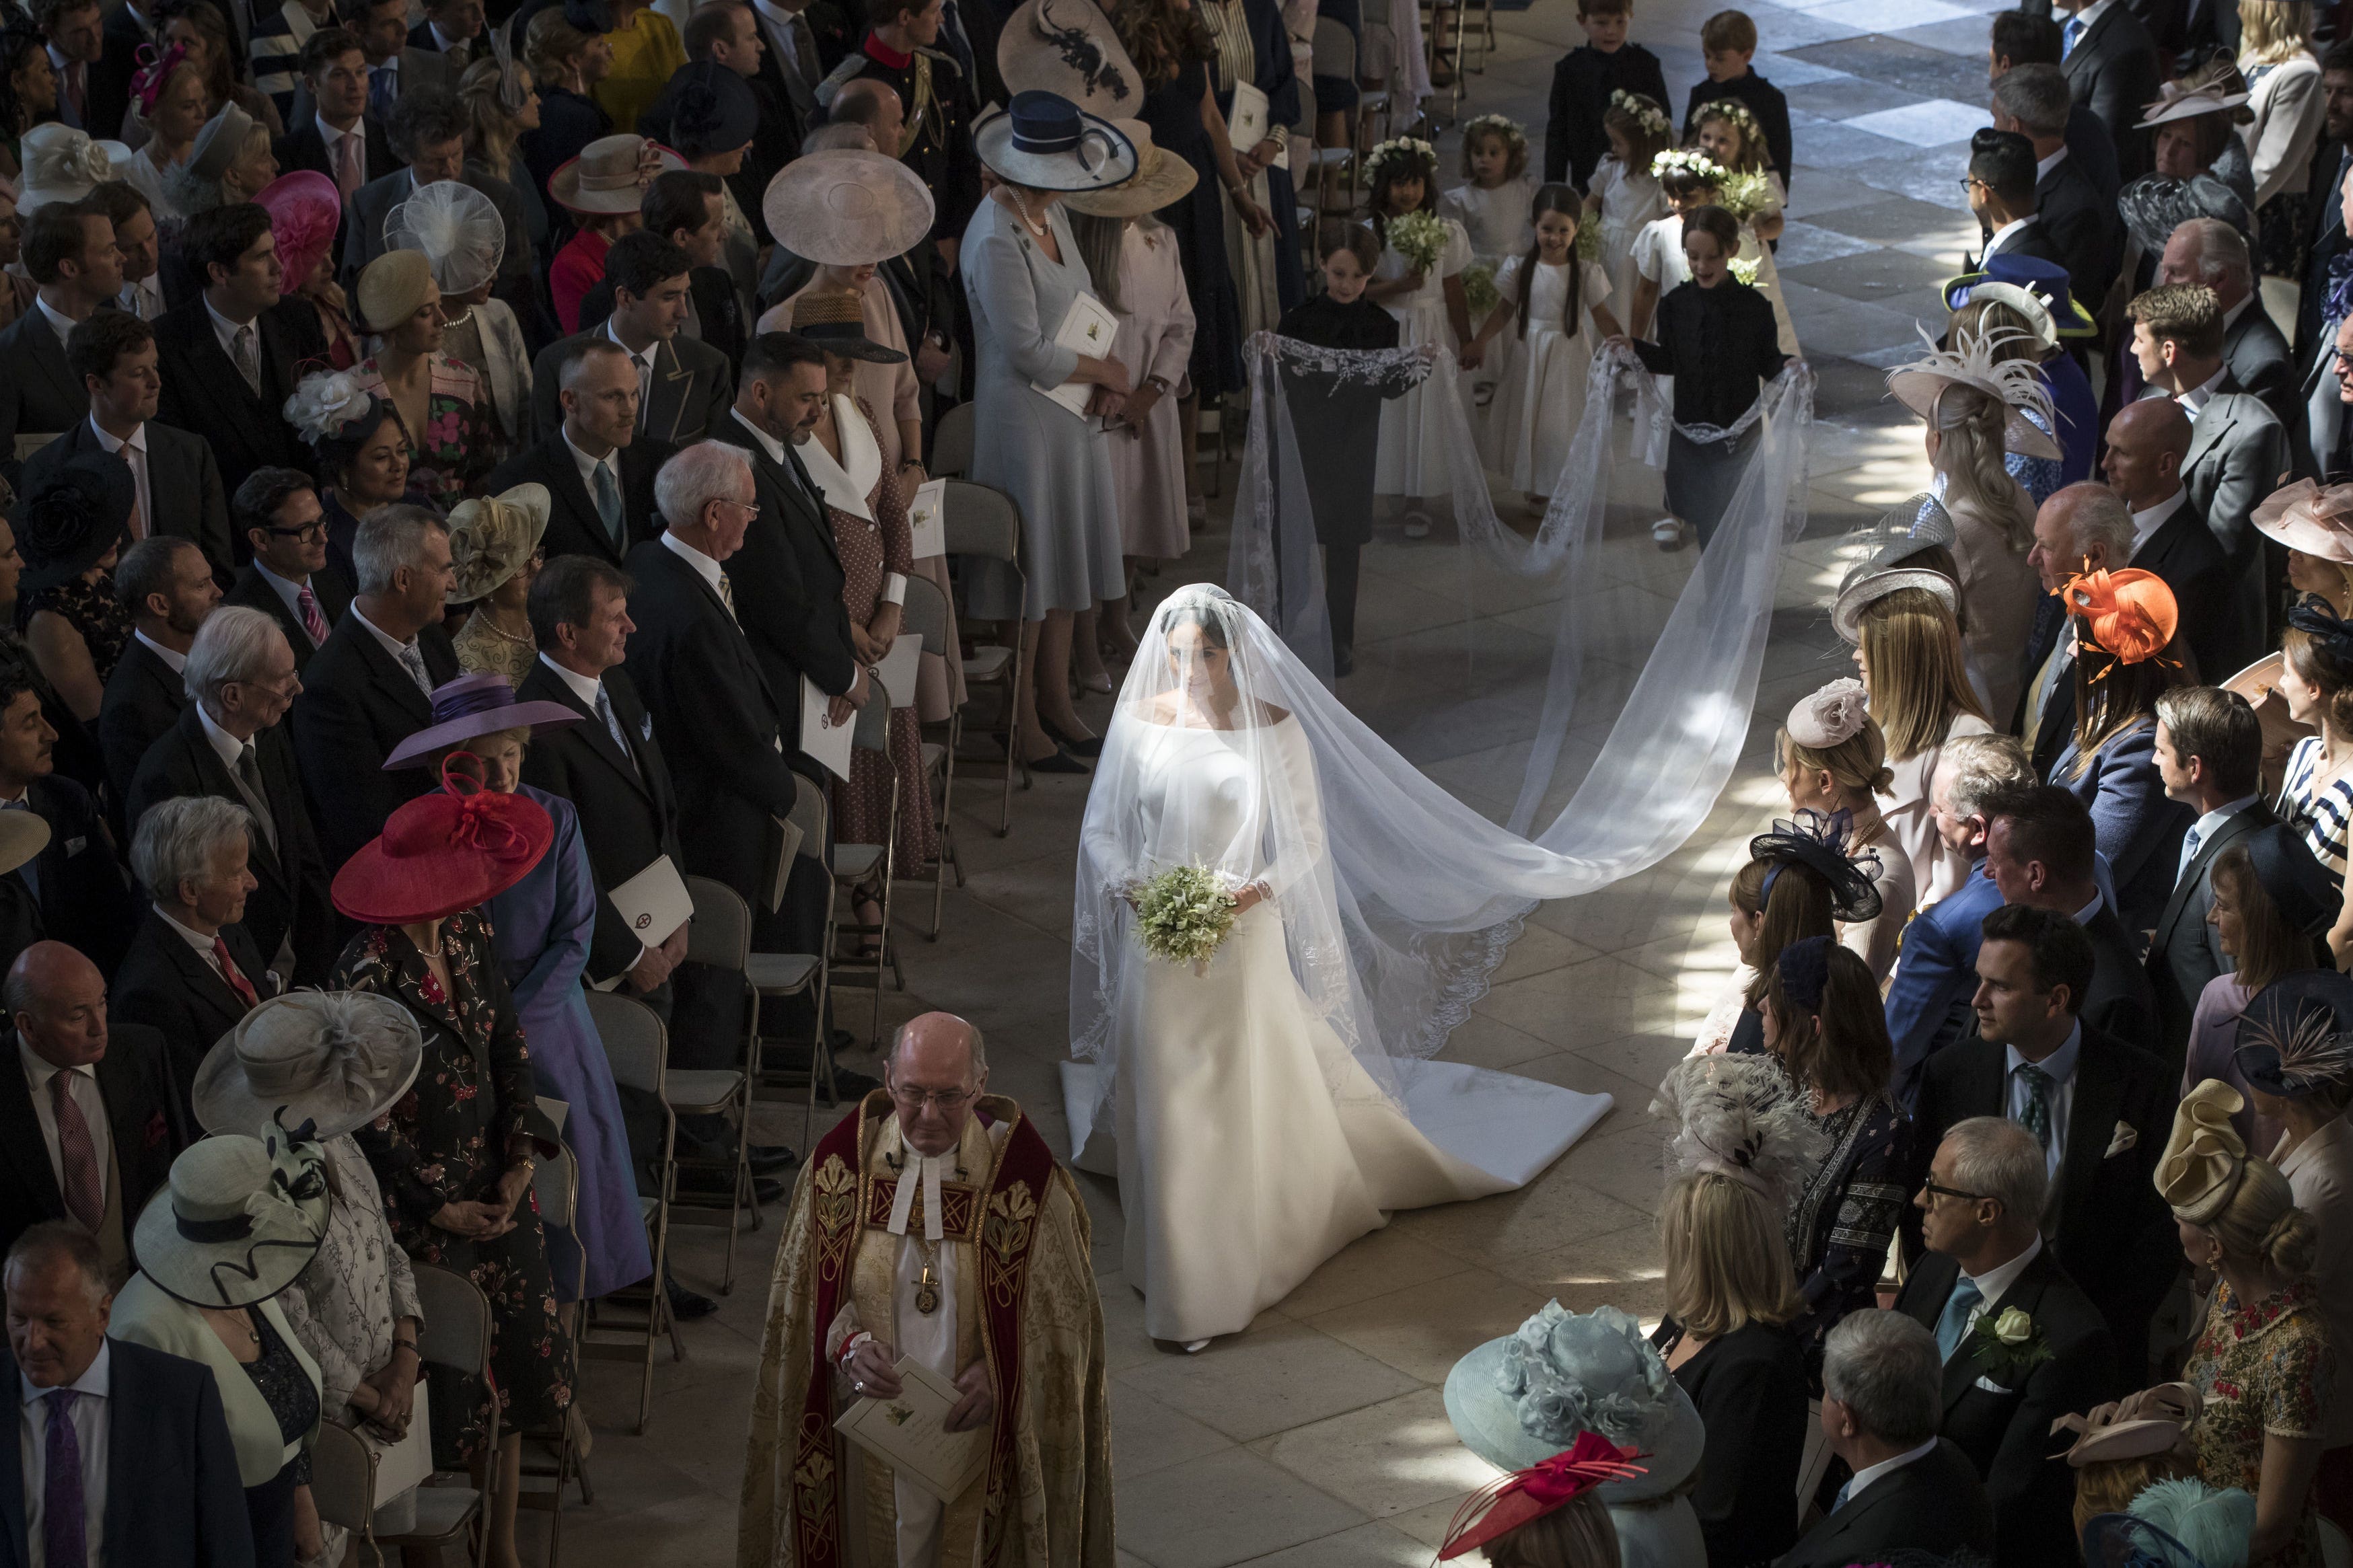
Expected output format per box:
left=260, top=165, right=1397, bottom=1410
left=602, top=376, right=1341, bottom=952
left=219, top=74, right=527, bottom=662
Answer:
left=2158, top=218, right=2297, bottom=435
left=2101, top=396, right=2245, bottom=679
left=2019, top=483, right=2141, bottom=774
left=743, top=1010, right=1111, bottom=1568
left=0, top=942, right=188, bottom=1287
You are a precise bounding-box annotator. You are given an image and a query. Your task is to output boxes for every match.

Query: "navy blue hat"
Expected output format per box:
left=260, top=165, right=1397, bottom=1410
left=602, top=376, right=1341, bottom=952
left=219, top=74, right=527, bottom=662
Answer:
left=1942, top=252, right=2097, bottom=339
left=652, top=61, right=758, bottom=157
left=973, top=89, right=1137, bottom=192
left=2239, top=821, right=2338, bottom=938
left=2236, top=971, right=2353, bottom=1100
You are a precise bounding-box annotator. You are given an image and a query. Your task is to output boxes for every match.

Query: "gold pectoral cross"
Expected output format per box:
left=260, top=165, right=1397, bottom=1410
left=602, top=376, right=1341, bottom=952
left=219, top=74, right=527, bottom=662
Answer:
left=915, top=1242, right=942, bottom=1314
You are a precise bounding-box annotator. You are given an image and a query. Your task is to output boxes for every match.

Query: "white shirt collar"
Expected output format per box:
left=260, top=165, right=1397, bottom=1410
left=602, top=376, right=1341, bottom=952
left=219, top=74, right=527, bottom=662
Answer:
left=1959, top=1230, right=2043, bottom=1313
left=2035, top=145, right=2070, bottom=181
left=34, top=295, right=78, bottom=345
left=658, top=529, right=723, bottom=593
left=2189, top=794, right=2261, bottom=849
left=16, top=1037, right=94, bottom=1094
left=131, top=630, right=186, bottom=673
left=251, top=558, right=310, bottom=614
left=351, top=605, right=419, bottom=663
left=429, top=19, right=468, bottom=50
left=17, top=1337, right=108, bottom=1409
left=193, top=700, right=249, bottom=772
left=2128, top=486, right=2189, bottom=554
left=370, top=52, right=398, bottom=74
left=151, top=903, right=220, bottom=955
left=536, top=652, right=604, bottom=708
left=203, top=295, right=258, bottom=359
left=88, top=416, right=145, bottom=459
left=1846, top=1435, right=1941, bottom=1505
left=605, top=317, right=657, bottom=371
left=752, top=0, right=806, bottom=21
left=2178, top=364, right=2229, bottom=413
left=316, top=113, right=355, bottom=148
left=561, top=426, right=617, bottom=494
left=1984, top=215, right=2037, bottom=257
left=2222, top=295, right=2255, bottom=332
left=2070, top=0, right=2113, bottom=30
left=731, top=406, right=787, bottom=465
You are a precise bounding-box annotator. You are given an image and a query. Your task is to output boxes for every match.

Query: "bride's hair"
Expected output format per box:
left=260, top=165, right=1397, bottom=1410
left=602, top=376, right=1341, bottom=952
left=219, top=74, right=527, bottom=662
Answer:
left=1160, top=598, right=1233, bottom=650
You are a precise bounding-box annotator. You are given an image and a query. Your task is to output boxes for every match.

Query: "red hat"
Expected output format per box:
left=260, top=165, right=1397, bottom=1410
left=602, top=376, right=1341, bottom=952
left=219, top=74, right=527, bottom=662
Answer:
left=2058, top=566, right=2178, bottom=666
left=1436, top=1432, right=1644, bottom=1561
left=331, top=759, right=553, bottom=924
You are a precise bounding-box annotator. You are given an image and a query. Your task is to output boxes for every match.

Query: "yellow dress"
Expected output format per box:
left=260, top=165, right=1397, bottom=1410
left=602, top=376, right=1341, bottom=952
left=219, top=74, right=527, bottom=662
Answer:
left=592, top=7, right=687, bottom=133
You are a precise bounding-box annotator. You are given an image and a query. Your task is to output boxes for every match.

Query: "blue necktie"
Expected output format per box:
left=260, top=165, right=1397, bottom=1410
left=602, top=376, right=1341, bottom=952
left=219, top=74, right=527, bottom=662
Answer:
left=368, top=63, right=396, bottom=120
left=593, top=459, right=624, bottom=550
left=2015, top=1061, right=2054, bottom=1151
left=1830, top=1479, right=1852, bottom=1512
left=2061, top=14, right=2084, bottom=55
left=1935, top=1276, right=1984, bottom=1362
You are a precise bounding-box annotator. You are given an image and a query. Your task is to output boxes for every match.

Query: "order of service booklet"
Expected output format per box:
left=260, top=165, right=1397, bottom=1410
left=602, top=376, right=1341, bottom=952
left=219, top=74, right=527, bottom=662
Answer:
left=832, top=1357, right=988, bottom=1504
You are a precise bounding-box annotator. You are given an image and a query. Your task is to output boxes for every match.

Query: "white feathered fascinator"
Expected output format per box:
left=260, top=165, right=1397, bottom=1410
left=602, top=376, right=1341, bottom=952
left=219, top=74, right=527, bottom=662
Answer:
left=1651, top=1053, right=1830, bottom=1213
left=283, top=370, right=375, bottom=446
left=1885, top=324, right=2061, bottom=461
left=385, top=179, right=507, bottom=297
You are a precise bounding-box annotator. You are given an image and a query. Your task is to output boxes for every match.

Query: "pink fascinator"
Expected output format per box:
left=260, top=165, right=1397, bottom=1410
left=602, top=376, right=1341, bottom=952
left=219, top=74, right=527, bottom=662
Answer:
left=129, top=42, right=190, bottom=118
left=1787, top=678, right=1870, bottom=750
left=256, top=172, right=342, bottom=289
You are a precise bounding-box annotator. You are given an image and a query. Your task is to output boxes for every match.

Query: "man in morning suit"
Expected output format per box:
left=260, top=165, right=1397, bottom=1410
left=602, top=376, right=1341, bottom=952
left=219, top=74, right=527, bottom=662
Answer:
left=2018, top=486, right=2137, bottom=773
left=0, top=944, right=190, bottom=1287
left=1896, top=1115, right=2117, bottom=1564
left=2052, top=0, right=2161, bottom=182
left=271, top=28, right=402, bottom=203
left=0, top=665, right=135, bottom=979
left=1, top=1223, right=254, bottom=1568
left=530, top=231, right=735, bottom=447
left=1774, top=1311, right=1994, bottom=1567
left=111, top=798, right=272, bottom=1115
left=1914, top=901, right=2178, bottom=1368
left=484, top=339, right=672, bottom=569
left=0, top=204, right=124, bottom=489
left=128, top=607, right=337, bottom=988
left=153, top=204, right=330, bottom=506
left=1961, top=130, right=2072, bottom=276
left=1985, top=785, right=2164, bottom=1032
left=2147, top=688, right=2274, bottom=1070
left=571, top=171, right=750, bottom=373
left=2161, top=219, right=2299, bottom=439
left=2100, top=407, right=2247, bottom=681
left=1886, top=735, right=2037, bottom=1105
left=1991, top=66, right=2122, bottom=313
left=95, top=539, right=218, bottom=827
left=1990, top=10, right=2120, bottom=202
left=221, top=467, right=356, bottom=674
left=290, top=507, right=460, bottom=874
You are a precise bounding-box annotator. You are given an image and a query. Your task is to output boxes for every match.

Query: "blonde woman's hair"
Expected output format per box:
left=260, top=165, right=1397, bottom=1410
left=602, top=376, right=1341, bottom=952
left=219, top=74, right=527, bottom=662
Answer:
left=460, top=56, right=528, bottom=173
left=2239, top=0, right=2313, bottom=64
left=1483, top=1495, right=1623, bottom=1568
left=525, top=8, right=592, bottom=84
left=1931, top=383, right=2032, bottom=552
left=2206, top=1156, right=2321, bottom=1276
left=1951, top=297, right=2048, bottom=365
left=1661, top=1170, right=1804, bottom=1339
left=1778, top=714, right=1895, bottom=805
left=1856, top=587, right=1991, bottom=761
left=2072, top=1453, right=2195, bottom=1543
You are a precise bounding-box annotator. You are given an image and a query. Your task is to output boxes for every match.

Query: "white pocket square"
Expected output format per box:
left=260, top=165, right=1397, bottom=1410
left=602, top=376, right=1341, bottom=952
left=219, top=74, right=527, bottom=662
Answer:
left=1974, top=1375, right=2014, bottom=1395
left=2105, top=1121, right=2138, bottom=1158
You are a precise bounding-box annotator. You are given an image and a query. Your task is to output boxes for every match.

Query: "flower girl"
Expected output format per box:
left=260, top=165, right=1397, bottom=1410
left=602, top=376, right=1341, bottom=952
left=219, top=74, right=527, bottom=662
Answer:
left=1439, top=114, right=1539, bottom=269
left=1585, top=91, right=1671, bottom=307
left=1363, top=137, right=1474, bottom=536
left=1690, top=98, right=1797, bottom=356
left=1465, top=186, right=1622, bottom=504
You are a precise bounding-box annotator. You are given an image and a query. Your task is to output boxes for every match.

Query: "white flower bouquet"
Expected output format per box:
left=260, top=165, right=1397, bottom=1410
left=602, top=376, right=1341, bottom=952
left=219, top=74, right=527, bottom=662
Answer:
left=1130, top=864, right=1242, bottom=969
left=1717, top=170, right=1772, bottom=223
left=1387, top=210, right=1449, bottom=277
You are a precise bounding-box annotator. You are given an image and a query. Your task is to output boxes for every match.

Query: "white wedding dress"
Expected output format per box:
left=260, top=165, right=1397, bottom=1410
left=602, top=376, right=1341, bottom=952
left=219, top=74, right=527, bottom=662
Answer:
left=1066, top=712, right=1610, bottom=1343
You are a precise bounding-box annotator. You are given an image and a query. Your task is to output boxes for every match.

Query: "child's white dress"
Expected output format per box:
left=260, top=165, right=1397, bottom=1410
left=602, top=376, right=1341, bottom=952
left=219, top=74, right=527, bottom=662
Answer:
left=1589, top=155, right=1666, bottom=307
left=1439, top=174, right=1539, bottom=268
left=1373, top=213, right=1474, bottom=499
left=1486, top=255, right=1612, bottom=494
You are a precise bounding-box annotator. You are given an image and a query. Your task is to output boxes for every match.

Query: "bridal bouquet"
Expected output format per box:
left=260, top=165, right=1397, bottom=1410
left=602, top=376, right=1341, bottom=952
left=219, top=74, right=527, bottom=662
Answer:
left=1130, top=864, right=1241, bottom=969
left=1387, top=210, right=1449, bottom=278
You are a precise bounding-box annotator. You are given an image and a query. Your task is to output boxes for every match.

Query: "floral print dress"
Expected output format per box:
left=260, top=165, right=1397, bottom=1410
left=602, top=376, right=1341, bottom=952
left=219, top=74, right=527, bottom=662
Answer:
left=1785, top=1090, right=1913, bottom=1368
left=335, top=911, right=574, bottom=1464
left=2185, top=1278, right=2334, bottom=1568
left=351, top=352, right=497, bottom=514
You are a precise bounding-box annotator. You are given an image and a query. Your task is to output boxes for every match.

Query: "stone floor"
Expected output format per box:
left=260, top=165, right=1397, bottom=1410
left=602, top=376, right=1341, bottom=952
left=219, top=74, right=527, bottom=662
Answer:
left=534, top=2, right=2012, bottom=1561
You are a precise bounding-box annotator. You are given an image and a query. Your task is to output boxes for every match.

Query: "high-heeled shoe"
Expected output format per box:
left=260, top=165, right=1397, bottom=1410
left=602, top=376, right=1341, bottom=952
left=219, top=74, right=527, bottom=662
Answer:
left=1042, top=717, right=1103, bottom=758
left=1078, top=671, right=1114, bottom=694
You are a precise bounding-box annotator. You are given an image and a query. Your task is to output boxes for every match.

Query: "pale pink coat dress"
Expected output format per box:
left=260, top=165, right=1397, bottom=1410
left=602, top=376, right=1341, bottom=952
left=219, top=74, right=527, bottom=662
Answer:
left=1101, top=220, right=1197, bottom=562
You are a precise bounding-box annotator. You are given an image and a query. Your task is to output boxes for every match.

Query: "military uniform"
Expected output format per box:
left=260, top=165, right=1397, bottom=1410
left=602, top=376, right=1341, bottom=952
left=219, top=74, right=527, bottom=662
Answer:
left=818, top=32, right=982, bottom=242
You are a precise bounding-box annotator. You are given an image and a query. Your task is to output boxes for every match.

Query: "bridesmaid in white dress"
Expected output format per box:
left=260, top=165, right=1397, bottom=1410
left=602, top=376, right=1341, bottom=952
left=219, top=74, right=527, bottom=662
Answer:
left=1439, top=115, right=1539, bottom=268
left=1468, top=186, right=1622, bottom=500
left=1068, top=587, right=1612, bottom=1347
left=1363, top=141, right=1475, bottom=521
left=1587, top=93, right=1671, bottom=307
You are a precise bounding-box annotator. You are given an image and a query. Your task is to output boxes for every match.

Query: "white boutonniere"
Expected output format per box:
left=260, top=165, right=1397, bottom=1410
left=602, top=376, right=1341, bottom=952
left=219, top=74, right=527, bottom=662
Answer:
left=1969, top=1306, right=2051, bottom=1385
left=2105, top=1121, right=2138, bottom=1158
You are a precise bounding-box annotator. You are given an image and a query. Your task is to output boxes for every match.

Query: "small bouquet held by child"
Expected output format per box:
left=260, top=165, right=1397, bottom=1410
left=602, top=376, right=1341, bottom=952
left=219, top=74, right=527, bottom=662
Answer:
left=1386, top=209, right=1451, bottom=278
left=1130, top=863, right=1245, bottom=971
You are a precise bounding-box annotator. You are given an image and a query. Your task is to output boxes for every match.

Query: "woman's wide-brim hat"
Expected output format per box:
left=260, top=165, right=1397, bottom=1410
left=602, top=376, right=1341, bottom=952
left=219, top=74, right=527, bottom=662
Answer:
left=998, top=0, right=1141, bottom=118
left=1442, top=1335, right=1704, bottom=1503
left=2117, top=170, right=2253, bottom=258
left=332, top=765, right=556, bottom=922
left=974, top=91, right=1137, bottom=193
left=192, top=990, right=425, bottom=1140
left=256, top=170, right=342, bottom=289
left=16, top=452, right=133, bottom=594
left=551, top=133, right=686, bottom=215
left=1830, top=493, right=1962, bottom=643
left=1064, top=118, right=1198, bottom=219
left=2234, top=969, right=2353, bottom=1101
left=2253, top=478, right=2353, bottom=564
left=762, top=149, right=935, bottom=268
left=186, top=102, right=256, bottom=183
left=133, top=1129, right=331, bottom=1309
left=2138, top=81, right=2249, bottom=127
left=789, top=289, right=905, bottom=363
left=355, top=247, right=439, bottom=336
left=1750, top=808, right=1885, bottom=922
left=386, top=178, right=507, bottom=298
left=443, top=482, right=551, bottom=603
left=1886, top=329, right=2064, bottom=461
left=385, top=671, right=579, bottom=769
left=0, top=811, right=48, bottom=879
left=2051, top=1382, right=2202, bottom=1466
left=17, top=124, right=122, bottom=213
left=1941, top=252, right=2097, bottom=340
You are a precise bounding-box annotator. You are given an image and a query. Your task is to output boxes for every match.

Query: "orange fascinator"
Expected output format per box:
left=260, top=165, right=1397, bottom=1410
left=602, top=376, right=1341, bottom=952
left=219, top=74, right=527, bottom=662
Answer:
left=1436, top=1431, right=1644, bottom=1560
left=2058, top=566, right=2178, bottom=666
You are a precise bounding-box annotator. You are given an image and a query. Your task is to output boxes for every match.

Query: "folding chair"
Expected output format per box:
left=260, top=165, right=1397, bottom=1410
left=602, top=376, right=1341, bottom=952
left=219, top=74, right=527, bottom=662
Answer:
left=579, top=990, right=683, bottom=1433
left=898, top=574, right=962, bottom=938
left=721, top=784, right=850, bottom=1149
left=942, top=480, right=1027, bottom=835
left=374, top=1264, right=498, bottom=1568
left=1309, top=19, right=1361, bottom=214
left=931, top=400, right=976, bottom=478
left=827, top=681, right=902, bottom=1039
left=517, top=1144, right=591, bottom=1563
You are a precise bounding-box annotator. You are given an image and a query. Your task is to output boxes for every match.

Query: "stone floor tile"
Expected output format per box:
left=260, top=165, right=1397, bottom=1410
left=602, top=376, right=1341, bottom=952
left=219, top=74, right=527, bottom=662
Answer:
left=1839, top=95, right=1988, bottom=147
left=1114, top=1380, right=1238, bottom=1478
left=1780, top=244, right=1958, bottom=305
left=1229, top=1520, right=1435, bottom=1567
left=1385, top=1491, right=1490, bottom=1549
left=1785, top=75, right=1922, bottom=119
left=1386, top=1172, right=1651, bottom=1269
left=1300, top=1268, right=1552, bottom=1382
left=1888, top=11, right=2009, bottom=52
left=1784, top=30, right=1993, bottom=98
left=1255, top=1388, right=1505, bottom=1516
left=1770, top=219, right=1885, bottom=268
left=1114, top=1448, right=1368, bottom=1568
left=1117, top=1320, right=1424, bottom=1443
left=1272, top=1226, right=1472, bottom=1318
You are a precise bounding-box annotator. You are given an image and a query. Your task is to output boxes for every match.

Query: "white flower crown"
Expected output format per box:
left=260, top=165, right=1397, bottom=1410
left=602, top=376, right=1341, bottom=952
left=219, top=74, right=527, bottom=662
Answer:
left=1365, top=136, right=1437, bottom=178
left=1608, top=90, right=1670, bottom=137
left=1650, top=147, right=1725, bottom=183
left=1461, top=113, right=1527, bottom=147
left=1693, top=97, right=1764, bottom=149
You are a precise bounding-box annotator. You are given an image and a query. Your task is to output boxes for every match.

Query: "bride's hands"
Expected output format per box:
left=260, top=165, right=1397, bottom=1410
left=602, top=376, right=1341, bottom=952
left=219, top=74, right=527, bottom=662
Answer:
left=1230, top=881, right=1269, bottom=916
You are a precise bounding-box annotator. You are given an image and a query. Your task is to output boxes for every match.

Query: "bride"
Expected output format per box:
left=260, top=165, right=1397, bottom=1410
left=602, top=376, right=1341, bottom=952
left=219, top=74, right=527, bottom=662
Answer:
left=1069, top=586, right=1614, bottom=1347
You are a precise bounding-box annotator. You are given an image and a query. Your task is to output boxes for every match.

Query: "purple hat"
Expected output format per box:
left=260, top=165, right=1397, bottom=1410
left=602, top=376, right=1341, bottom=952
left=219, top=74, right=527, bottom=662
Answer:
left=383, top=671, right=580, bottom=769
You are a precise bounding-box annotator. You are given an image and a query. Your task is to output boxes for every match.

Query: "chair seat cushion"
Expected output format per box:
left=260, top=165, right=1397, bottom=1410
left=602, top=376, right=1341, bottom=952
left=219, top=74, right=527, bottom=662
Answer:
left=834, top=844, right=883, bottom=880
left=746, top=952, right=820, bottom=991
left=386, top=1485, right=481, bottom=1542
left=962, top=646, right=1011, bottom=681
left=663, top=1068, right=743, bottom=1112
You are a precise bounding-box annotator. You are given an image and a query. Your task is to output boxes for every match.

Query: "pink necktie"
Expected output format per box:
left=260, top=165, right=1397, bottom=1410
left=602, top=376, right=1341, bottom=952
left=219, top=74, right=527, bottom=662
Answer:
left=66, top=63, right=85, bottom=127
left=336, top=133, right=361, bottom=200
left=297, top=584, right=328, bottom=646
left=118, top=449, right=144, bottom=539
left=47, top=1071, right=102, bottom=1235
left=213, top=936, right=259, bottom=1007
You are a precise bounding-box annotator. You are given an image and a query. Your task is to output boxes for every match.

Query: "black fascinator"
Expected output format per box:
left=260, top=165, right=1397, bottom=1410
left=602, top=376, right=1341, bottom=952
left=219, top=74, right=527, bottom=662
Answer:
left=1748, top=808, right=1883, bottom=923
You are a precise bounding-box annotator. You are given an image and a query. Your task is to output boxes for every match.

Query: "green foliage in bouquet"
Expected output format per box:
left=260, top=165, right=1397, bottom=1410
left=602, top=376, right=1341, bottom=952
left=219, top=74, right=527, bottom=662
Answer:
left=1387, top=209, right=1448, bottom=276
left=1461, top=262, right=1499, bottom=317
left=1132, top=864, right=1240, bottom=965
left=1717, top=171, right=1771, bottom=223
left=1575, top=221, right=1603, bottom=262
left=1728, top=256, right=1760, bottom=287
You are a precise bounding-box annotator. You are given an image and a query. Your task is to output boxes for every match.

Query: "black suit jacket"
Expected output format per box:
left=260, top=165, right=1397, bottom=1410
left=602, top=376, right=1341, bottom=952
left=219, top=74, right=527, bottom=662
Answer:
left=515, top=659, right=684, bottom=984
left=271, top=113, right=400, bottom=188
left=707, top=416, right=859, bottom=702
left=2060, top=0, right=2163, bottom=184
left=0, top=307, right=90, bottom=486
left=2146, top=798, right=2271, bottom=1075
left=2132, top=490, right=2249, bottom=681
left=152, top=297, right=328, bottom=503
left=0, top=1019, right=188, bottom=1265
left=528, top=328, right=734, bottom=447
left=2298, top=139, right=2349, bottom=387
left=1893, top=1246, right=2119, bottom=1565
left=2084, top=902, right=2159, bottom=1043
left=24, top=774, right=135, bottom=977
left=22, top=418, right=236, bottom=581
left=289, top=609, right=460, bottom=873
left=126, top=705, right=337, bottom=986
left=574, top=266, right=749, bottom=374
left=484, top=433, right=671, bottom=570
left=110, top=909, right=270, bottom=1118
left=1913, top=1021, right=2180, bottom=1359
left=2015, top=596, right=2077, bottom=778
left=96, top=636, right=186, bottom=830
left=221, top=561, right=355, bottom=673
left=1772, top=1439, right=1994, bottom=1567
left=0, top=1339, right=254, bottom=1568
left=2035, top=153, right=2125, bottom=318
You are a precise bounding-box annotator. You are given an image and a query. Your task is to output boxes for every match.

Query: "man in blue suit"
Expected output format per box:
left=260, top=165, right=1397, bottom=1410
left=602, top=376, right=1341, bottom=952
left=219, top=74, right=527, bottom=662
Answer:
left=1, top=1223, right=252, bottom=1568
left=1886, top=734, right=2039, bottom=1107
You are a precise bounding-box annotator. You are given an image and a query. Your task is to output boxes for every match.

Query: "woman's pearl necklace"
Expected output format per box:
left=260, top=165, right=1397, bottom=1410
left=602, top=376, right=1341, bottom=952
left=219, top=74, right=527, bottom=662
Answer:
left=1009, top=188, right=1050, bottom=238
